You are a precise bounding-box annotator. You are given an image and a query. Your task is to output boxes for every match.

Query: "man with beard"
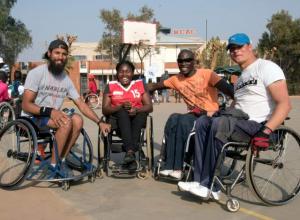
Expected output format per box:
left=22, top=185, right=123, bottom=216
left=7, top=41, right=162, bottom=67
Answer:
left=22, top=39, right=110, bottom=176
left=147, top=49, right=234, bottom=179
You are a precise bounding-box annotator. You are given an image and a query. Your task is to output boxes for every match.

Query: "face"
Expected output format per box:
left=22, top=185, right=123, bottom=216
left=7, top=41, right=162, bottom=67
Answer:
left=177, top=52, right=195, bottom=76
left=47, top=47, right=68, bottom=75
left=228, top=44, right=253, bottom=66
left=117, top=64, right=134, bottom=86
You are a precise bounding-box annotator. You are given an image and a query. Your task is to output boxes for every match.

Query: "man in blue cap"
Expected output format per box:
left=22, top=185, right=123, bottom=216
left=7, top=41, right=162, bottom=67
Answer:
left=178, top=33, right=291, bottom=201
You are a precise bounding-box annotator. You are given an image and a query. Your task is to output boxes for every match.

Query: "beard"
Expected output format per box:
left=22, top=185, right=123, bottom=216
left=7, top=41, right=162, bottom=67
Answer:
left=48, top=59, right=67, bottom=76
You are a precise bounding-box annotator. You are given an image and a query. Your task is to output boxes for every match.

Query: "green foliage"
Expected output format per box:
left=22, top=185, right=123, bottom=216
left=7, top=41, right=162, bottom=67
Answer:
left=97, top=5, right=159, bottom=60
left=197, top=37, right=231, bottom=69
left=0, top=0, right=32, bottom=67
left=257, top=10, right=300, bottom=94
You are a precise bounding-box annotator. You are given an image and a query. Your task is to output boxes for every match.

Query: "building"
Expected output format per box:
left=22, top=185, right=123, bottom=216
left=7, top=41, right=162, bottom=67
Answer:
left=15, top=28, right=206, bottom=95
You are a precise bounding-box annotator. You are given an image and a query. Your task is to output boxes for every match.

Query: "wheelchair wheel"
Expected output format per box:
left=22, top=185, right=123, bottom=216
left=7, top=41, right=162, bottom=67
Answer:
left=145, top=116, right=154, bottom=170
left=0, top=119, right=37, bottom=188
left=85, top=94, right=99, bottom=110
left=66, top=128, right=94, bottom=174
left=0, top=102, right=15, bottom=130
left=246, top=126, right=300, bottom=205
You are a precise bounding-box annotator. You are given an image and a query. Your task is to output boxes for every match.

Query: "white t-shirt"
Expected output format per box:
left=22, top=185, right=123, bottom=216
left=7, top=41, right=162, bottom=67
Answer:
left=234, top=58, right=285, bottom=122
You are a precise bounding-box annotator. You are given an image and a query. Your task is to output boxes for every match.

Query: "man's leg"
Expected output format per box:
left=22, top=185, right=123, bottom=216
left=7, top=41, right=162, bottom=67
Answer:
left=173, top=113, right=197, bottom=170
left=164, top=113, right=180, bottom=169
left=199, top=117, right=224, bottom=191
left=61, top=113, right=83, bottom=158
left=193, top=116, right=212, bottom=183
left=47, top=118, right=72, bottom=164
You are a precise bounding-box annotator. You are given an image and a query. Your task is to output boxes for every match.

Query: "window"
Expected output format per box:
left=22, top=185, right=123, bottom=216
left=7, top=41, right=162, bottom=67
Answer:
left=73, top=55, right=87, bottom=61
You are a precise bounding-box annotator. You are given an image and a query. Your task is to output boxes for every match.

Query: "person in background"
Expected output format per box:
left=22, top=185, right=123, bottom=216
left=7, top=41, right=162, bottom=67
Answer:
left=88, top=74, right=98, bottom=94
left=161, top=70, right=170, bottom=103
left=0, top=70, right=10, bottom=103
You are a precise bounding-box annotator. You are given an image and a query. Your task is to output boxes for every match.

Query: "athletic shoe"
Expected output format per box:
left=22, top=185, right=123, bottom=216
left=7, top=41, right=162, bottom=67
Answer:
left=159, top=169, right=173, bottom=176
left=190, top=185, right=209, bottom=198
left=178, top=181, right=200, bottom=192
left=210, top=190, right=221, bottom=201
left=169, top=170, right=183, bottom=180
left=190, top=185, right=221, bottom=201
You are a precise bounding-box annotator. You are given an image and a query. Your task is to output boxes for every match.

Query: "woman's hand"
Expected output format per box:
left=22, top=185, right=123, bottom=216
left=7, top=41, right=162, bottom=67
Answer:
left=128, top=107, right=137, bottom=116
left=122, top=101, right=132, bottom=110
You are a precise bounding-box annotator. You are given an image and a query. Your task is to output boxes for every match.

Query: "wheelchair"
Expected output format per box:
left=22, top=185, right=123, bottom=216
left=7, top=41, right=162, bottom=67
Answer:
left=179, top=122, right=300, bottom=212
left=97, top=115, right=154, bottom=179
left=0, top=101, right=15, bottom=130
left=153, top=119, right=198, bottom=182
left=0, top=113, right=96, bottom=191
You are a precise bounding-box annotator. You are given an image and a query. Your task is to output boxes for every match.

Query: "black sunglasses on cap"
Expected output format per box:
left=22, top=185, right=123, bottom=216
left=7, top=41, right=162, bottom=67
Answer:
left=177, top=58, right=194, bottom=63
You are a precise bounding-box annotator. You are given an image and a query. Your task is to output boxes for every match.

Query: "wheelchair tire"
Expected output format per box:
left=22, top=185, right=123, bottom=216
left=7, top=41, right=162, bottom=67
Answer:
left=85, top=94, right=100, bottom=110
left=0, top=102, right=15, bottom=130
left=246, top=126, right=300, bottom=206
left=0, top=119, right=37, bottom=188
left=145, top=116, right=154, bottom=170
left=66, top=128, right=94, bottom=173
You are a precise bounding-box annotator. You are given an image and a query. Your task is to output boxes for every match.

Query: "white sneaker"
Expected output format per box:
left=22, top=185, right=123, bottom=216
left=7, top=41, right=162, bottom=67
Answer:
left=159, top=169, right=173, bottom=176
left=190, top=185, right=209, bottom=198
left=210, top=190, right=221, bottom=201
left=178, top=181, right=200, bottom=192
left=169, top=170, right=183, bottom=180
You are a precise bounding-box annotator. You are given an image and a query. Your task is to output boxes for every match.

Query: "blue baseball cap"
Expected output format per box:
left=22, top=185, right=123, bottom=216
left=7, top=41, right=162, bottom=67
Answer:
left=226, top=33, right=251, bottom=50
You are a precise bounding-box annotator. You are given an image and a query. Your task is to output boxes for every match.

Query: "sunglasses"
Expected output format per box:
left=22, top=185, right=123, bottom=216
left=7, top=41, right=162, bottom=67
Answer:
left=228, top=44, right=245, bottom=52
left=177, top=58, right=194, bottom=63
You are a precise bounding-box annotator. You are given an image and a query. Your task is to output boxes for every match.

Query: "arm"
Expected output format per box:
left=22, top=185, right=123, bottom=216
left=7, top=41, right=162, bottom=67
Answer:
left=264, top=80, right=291, bottom=131
left=146, top=81, right=167, bottom=92
left=102, top=93, right=122, bottom=116
left=73, top=98, right=111, bottom=135
left=134, top=92, right=153, bottom=114
left=22, top=89, right=69, bottom=128
left=214, top=78, right=234, bottom=99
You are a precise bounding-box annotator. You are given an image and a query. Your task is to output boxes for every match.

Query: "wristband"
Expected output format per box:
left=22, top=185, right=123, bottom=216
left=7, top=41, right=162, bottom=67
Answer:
left=40, top=107, right=53, bottom=117
left=262, top=125, right=273, bottom=134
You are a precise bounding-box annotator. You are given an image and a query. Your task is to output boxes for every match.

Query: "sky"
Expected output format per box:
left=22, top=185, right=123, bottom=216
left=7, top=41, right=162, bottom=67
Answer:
left=11, top=0, right=300, bottom=62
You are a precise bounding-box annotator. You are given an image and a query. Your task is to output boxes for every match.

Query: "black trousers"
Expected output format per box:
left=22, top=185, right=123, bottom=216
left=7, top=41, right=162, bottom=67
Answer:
left=112, top=108, right=147, bottom=152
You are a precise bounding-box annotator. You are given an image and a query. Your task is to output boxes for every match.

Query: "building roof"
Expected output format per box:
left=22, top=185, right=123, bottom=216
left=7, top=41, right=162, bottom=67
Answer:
left=156, top=32, right=204, bottom=45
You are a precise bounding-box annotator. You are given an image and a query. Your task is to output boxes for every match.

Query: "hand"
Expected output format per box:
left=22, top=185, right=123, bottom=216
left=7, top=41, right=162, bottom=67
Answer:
left=50, top=109, right=71, bottom=128
left=122, top=101, right=132, bottom=110
left=251, top=127, right=271, bottom=151
left=128, top=107, right=137, bottom=116
left=99, top=122, right=111, bottom=137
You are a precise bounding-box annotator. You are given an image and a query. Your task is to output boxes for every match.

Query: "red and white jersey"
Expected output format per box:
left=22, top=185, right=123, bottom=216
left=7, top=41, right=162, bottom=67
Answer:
left=108, top=79, right=145, bottom=109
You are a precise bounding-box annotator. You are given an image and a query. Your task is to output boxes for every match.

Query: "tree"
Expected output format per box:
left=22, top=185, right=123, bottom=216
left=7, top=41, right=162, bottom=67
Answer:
left=97, top=5, right=159, bottom=62
left=257, top=10, right=300, bottom=94
left=0, top=0, right=32, bottom=68
left=196, top=37, right=231, bottom=69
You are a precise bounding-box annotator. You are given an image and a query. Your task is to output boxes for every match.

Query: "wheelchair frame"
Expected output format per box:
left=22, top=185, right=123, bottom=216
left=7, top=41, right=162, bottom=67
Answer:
left=0, top=117, right=96, bottom=191
left=96, top=115, right=154, bottom=179
left=180, top=124, right=300, bottom=212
